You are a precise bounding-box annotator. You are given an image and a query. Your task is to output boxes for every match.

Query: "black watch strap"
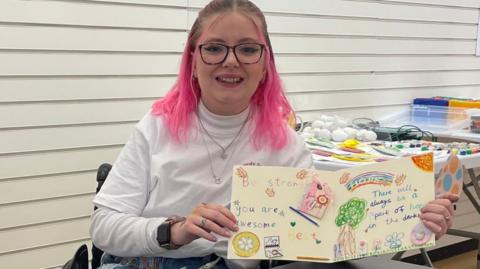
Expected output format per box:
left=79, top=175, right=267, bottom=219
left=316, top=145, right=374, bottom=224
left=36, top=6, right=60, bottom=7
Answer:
left=156, top=216, right=186, bottom=250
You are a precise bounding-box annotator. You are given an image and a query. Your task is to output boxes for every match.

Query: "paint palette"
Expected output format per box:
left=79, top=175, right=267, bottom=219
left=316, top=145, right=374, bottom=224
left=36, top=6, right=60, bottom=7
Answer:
left=435, top=153, right=464, bottom=196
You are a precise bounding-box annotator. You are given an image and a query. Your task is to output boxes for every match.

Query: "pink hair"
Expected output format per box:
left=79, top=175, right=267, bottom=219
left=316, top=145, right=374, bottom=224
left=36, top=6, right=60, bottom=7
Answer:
left=151, top=0, right=293, bottom=150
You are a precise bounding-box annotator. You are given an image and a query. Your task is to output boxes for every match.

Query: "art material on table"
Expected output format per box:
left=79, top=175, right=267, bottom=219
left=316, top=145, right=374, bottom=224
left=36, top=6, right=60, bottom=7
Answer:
left=228, top=154, right=435, bottom=263
left=306, top=137, right=479, bottom=165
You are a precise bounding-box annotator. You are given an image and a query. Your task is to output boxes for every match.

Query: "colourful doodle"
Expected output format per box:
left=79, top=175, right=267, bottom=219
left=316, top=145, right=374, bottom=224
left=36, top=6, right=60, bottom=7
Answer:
left=395, top=174, right=406, bottom=186
left=296, top=169, right=309, bottom=180
left=344, top=172, right=393, bottom=192
left=335, top=198, right=367, bottom=257
left=264, top=236, right=283, bottom=258
left=435, top=153, right=463, bottom=196
left=411, top=153, right=433, bottom=172
left=232, top=231, right=261, bottom=257
left=385, top=232, right=404, bottom=249
left=299, top=178, right=333, bottom=220
left=265, top=188, right=275, bottom=197
left=410, top=222, right=433, bottom=245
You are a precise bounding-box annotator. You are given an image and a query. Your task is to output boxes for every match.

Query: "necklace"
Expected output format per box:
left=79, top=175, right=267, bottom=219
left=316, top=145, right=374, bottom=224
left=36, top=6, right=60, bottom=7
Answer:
left=197, top=112, right=249, bottom=184
left=197, top=113, right=249, bottom=160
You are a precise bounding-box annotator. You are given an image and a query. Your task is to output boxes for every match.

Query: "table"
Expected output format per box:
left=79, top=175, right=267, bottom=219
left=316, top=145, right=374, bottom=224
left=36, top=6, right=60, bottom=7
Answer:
left=313, top=149, right=479, bottom=172
left=275, top=256, right=435, bottom=269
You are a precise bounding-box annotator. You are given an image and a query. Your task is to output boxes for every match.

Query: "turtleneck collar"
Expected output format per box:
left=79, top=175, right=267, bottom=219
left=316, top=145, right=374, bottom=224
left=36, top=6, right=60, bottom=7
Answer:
left=197, top=100, right=251, bottom=136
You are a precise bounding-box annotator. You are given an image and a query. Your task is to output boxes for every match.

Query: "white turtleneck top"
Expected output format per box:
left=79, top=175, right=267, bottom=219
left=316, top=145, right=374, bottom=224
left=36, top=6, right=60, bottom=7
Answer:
left=90, top=102, right=312, bottom=267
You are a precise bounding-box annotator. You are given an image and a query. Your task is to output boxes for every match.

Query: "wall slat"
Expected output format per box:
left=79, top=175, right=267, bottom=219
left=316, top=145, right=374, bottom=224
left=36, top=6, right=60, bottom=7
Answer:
left=265, top=14, right=477, bottom=39
left=89, top=0, right=188, bottom=6
left=0, top=123, right=134, bottom=154
left=1, top=0, right=187, bottom=29
left=0, top=53, right=180, bottom=75
left=296, top=104, right=409, bottom=122
left=0, top=77, right=174, bottom=102
left=374, top=0, right=480, bottom=8
left=0, top=147, right=122, bottom=180
left=0, top=100, right=152, bottom=128
left=0, top=218, right=90, bottom=255
left=1, top=25, right=187, bottom=52
left=271, top=36, right=476, bottom=55
left=0, top=195, right=94, bottom=229
left=189, top=0, right=479, bottom=23
left=288, top=86, right=480, bottom=111
left=282, top=71, right=480, bottom=93
left=0, top=240, right=91, bottom=269
left=0, top=172, right=97, bottom=204
left=275, top=56, right=480, bottom=73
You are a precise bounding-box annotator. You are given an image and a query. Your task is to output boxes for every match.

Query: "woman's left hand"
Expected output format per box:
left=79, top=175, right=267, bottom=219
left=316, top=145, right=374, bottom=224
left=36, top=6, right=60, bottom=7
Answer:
left=419, top=193, right=459, bottom=239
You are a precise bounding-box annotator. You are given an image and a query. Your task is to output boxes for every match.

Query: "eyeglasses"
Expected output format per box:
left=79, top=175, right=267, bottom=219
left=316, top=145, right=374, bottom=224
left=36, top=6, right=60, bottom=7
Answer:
left=198, top=43, right=265, bottom=65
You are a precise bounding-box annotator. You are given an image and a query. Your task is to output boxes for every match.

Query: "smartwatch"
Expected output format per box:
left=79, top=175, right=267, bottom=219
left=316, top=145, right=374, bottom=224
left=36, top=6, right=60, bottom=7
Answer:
left=156, top=215, right=186, bottom=250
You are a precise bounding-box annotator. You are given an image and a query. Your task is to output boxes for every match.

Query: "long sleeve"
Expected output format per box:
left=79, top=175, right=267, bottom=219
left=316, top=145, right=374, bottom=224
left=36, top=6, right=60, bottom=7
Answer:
left=90, top=207, right=166, bottom=257
left=90, top=115, right=166, bottom=257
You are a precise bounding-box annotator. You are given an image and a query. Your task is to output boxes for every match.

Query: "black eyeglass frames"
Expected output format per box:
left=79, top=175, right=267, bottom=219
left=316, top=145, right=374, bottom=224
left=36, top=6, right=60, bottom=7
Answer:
left=198, top=43, right=265, bottom=65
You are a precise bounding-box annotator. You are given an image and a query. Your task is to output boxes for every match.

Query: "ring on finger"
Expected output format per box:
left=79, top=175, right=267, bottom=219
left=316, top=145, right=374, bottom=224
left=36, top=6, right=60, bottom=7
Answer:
left=200, top=217, right=207, bottom=228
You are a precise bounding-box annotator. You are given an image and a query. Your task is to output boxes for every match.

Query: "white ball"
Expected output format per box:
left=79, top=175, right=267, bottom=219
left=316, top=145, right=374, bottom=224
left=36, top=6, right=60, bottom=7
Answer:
left=311, top=120, right=325, bottom=129
left=364, top=130, right=378, bottom=141
left=321, top=115, right=335, bottom=122
left=301, top=132, right=314, bottom=139
left=314, top=128, right=331, bottom=140
left=356, top=129, right=367, bottom=141
left=337, top=119, right=348, bottom=128
left=302, top=126, right=313, bottom=134
left=332, top=129, right=348, bottom=142
left=343, top=127, right=358, bottom=139
left=324, top=121, right=337, bottom=131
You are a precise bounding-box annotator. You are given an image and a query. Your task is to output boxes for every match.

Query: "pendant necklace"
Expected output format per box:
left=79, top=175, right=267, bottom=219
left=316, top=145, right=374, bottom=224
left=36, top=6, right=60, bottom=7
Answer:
left=197, top=112, right=249, bottom=184
left=197, top=113, right=249, bottom=160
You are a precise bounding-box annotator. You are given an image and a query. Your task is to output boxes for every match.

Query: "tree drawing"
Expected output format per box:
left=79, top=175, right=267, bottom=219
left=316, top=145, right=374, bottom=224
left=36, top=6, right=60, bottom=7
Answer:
left=335, top=198, right=367, bottom=257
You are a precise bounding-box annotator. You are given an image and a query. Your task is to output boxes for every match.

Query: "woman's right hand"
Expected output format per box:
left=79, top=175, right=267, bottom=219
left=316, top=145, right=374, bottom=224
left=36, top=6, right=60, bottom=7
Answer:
left=170, top=203, right=239, bottom=246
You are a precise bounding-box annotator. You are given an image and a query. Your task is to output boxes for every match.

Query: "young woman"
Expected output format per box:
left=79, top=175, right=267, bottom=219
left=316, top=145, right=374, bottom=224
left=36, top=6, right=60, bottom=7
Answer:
left=90, top=1, right=457, bottom=268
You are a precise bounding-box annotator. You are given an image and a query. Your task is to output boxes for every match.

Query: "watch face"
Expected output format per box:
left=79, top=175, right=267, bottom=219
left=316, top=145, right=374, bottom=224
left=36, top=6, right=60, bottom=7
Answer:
left=157, top=222, right=171, bottom=246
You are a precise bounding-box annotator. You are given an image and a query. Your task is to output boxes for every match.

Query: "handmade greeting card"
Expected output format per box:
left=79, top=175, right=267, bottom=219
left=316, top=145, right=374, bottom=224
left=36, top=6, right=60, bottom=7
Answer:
left=228, top=153, right=435, bottom=263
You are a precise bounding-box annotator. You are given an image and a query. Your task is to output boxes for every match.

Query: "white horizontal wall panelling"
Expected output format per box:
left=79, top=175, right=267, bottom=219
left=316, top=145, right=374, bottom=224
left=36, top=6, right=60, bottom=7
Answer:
left=276, top=56, right=480, bottom=73
left=297, top=105, right=410, bottom=122
left=0, top=195, right=94, bottom=230
left=0, top=172, right=97, bottom=205
left=0, top=0, right=188, bottom=29
left=0, top=53, right=181, bottom=76
left=0, top=0, right=190, bottom=268
left=1, top=25, right=187, bottom=52
left=0, top=123, right=135, bottom=154
left=0, top=217, right=91, bottom=255
left=0, top=147, right=122, bottom=180
left=366, top=0, right=480, bottom=8
left=87, top=0, right=188, bottom=7
left=287, top=85, right=480, bottom=112
left=0, top=99, right=154, bottom=128
left=0, top=240, right=92, bottom=269
left=281, top=71, right=480, bottom=93
left=271, top=36, right=476, bottom=55
left=0, top=77, right=176, bottom=102
left=189, top=0, right=478, bottom=23
left=265, top=15, right=478, bottom=39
